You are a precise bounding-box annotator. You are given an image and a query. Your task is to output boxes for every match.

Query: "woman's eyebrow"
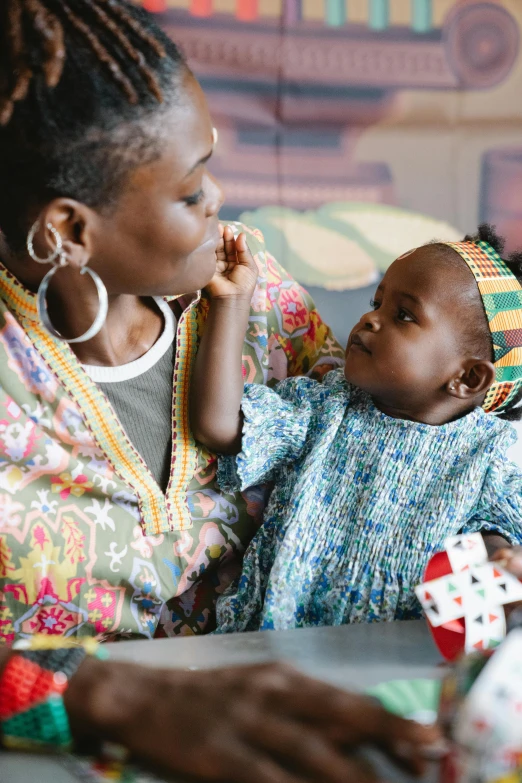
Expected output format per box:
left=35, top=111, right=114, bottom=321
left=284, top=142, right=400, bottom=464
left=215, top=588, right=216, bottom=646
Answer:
left=183, top=149, right=213, bottom=179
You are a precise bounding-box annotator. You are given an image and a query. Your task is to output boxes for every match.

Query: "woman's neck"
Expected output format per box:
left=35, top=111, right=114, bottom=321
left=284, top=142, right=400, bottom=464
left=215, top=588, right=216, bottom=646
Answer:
left=67, top=295, right=165, bottom=367
left=1, top=247, right=164, bottom=367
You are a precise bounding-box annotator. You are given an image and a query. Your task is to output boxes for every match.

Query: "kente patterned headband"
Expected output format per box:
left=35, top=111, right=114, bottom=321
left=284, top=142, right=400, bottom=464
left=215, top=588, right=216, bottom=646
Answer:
left=443, top=240, right=522, bottom=414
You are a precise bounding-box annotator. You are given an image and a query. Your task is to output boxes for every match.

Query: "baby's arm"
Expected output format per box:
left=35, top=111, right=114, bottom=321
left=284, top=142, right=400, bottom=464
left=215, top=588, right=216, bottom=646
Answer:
left=464, top=453, right=522, bottom=548
left=190, top=226, right=259, bottom=455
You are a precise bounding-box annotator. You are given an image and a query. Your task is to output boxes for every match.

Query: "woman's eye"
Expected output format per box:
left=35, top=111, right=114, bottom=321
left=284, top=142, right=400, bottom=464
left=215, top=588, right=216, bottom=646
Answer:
left=184, top=189, right=204, bottom=206
left=398, top=308, right=414, bottom=322
left=370, top=298, right=380, bottom=310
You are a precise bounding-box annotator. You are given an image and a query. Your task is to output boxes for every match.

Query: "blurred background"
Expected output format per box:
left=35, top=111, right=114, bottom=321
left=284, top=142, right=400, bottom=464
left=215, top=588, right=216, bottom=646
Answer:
left=136, top=0, right=522, bottom=345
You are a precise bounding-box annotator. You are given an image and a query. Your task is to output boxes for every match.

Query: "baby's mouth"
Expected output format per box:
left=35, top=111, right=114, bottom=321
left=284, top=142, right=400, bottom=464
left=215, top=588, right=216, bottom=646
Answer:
left=349, top=333, right=371, bottom=354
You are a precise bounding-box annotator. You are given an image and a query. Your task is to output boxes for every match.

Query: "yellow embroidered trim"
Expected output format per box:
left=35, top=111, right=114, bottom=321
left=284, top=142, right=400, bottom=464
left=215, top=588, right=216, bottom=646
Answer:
left=0, top=265, right=38, bottom=319
left=0, top=260, right=198, bottom=536
left=165, top=300, right=200, bottom=532
left=24, top=318, right=169, bottom=535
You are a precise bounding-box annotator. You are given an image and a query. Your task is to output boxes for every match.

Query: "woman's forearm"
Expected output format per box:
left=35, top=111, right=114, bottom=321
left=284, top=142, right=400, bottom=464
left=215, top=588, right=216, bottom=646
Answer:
left=63, top=656, right=136, bottom=745
left=64, top=657, right=183, bottom=754
left=191, top=296, right=251, bottom=454
left=482, top=531, right=510, bottom=557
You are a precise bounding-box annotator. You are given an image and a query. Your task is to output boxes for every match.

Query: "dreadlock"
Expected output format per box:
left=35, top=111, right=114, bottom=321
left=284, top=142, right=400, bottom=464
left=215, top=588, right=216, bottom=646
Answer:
left=427, top=224, right=522, bottom=422
left=0, top=0, right=186, bottom=249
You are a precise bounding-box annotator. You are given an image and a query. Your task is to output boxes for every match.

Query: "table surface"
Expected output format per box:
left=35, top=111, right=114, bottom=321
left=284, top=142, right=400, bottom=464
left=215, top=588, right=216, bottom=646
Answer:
left=0, top=620, right=444, bottom=782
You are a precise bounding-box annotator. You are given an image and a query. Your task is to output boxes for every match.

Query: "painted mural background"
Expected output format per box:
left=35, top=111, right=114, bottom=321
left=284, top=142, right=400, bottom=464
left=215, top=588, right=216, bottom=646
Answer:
left=138, top=0, right=522, bottom=337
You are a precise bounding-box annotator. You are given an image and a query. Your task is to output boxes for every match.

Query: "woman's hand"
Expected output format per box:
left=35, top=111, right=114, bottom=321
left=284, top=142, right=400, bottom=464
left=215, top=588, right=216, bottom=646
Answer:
left=490, top=545, right=522, bottom=621
left=491, top=545, right=522, bottom=578
left=65, top=658, right=441, bottom=782
left=206, top=225, right=258, bottom=301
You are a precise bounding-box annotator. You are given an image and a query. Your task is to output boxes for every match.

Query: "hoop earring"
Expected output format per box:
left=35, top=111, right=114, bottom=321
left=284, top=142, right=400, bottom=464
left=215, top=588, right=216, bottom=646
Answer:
left=37, top=265, right=108, bottom=344
left=27, top=220, right=67, bottom=267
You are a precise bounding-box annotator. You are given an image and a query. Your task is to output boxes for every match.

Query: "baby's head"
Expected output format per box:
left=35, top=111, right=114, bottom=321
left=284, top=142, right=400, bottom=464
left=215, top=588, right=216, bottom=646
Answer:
left=345, top=224, right=522, bottom=425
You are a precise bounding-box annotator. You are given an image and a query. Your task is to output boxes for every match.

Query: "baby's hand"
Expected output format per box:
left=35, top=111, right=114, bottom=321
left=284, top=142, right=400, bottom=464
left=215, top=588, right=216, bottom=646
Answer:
left=206, top=225, right=258, bottom=301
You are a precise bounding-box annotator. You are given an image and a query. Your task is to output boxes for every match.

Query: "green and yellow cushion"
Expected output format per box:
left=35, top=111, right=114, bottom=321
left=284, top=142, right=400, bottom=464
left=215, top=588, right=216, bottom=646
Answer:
left=240, top=202, right=462, bottom=291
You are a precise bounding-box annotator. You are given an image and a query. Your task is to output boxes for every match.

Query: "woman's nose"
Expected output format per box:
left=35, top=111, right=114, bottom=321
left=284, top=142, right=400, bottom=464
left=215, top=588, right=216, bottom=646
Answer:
left=205, top=171, right=225, bottom=217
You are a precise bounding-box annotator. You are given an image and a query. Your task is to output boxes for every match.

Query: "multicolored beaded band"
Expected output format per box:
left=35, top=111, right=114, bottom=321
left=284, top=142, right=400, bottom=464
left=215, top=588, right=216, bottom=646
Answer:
left=443, top=240, right=522, bottom=414
left=0, top=636, right=107, bottom=752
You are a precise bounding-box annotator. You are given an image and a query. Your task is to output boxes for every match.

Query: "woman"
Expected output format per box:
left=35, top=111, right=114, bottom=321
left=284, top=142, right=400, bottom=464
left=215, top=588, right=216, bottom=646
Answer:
left=0, top=1, right=438, bottom=778
left=0, top=3, right=343, bottom=644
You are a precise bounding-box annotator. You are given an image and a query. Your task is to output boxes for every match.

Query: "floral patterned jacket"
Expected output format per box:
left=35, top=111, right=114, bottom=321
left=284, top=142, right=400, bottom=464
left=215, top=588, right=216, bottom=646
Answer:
left=0, top=224, right=343, bottom=643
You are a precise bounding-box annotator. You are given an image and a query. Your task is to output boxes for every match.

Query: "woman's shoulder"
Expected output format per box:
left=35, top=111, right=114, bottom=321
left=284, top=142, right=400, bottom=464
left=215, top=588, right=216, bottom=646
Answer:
left=220, top=220, right=294, bottom=283
left=222, top=220, right=291, bottom=292
left=223, top=220, right=345, bottom=379
left=222, top=221, right=268, bottom=258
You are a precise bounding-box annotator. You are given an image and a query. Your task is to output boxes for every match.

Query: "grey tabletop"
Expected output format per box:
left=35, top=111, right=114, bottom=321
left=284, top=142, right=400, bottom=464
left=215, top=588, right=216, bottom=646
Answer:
left=0, top=620, right=444, bottom=782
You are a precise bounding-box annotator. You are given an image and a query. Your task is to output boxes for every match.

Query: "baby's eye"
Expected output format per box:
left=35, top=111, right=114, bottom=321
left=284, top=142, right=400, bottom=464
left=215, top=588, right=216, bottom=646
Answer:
left=398, top=308, right=414, bottom=322
left=370, top=298, right=380, bottom=310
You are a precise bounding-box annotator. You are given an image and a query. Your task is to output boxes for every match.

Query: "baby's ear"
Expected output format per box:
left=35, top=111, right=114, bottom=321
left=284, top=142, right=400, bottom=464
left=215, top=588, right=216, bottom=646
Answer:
left=446, top=360, right=496, bottom=401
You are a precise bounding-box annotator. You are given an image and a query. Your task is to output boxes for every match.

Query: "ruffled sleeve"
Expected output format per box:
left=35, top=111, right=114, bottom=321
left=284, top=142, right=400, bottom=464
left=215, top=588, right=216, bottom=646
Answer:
left=462, top=440, right=522, bottom=545
left=217, top=370, right=347, bottom=492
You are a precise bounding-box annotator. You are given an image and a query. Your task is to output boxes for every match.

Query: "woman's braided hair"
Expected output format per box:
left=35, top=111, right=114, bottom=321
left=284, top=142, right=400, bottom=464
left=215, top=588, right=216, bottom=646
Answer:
left=0, top=0, right=186, bottom=250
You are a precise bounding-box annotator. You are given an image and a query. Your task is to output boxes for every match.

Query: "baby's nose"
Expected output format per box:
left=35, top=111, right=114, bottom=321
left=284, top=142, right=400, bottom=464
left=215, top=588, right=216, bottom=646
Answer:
left=363, top=311, right=380, bottom=330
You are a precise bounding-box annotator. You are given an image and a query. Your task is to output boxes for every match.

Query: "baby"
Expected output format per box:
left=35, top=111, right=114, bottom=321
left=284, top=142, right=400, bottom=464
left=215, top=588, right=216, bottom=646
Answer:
left=191, top=224, right=522, bottom=632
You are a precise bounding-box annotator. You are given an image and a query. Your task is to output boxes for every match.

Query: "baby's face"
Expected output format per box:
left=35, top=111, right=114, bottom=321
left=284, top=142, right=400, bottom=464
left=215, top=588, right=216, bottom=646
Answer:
left=345, top=247, right=479, bottom=415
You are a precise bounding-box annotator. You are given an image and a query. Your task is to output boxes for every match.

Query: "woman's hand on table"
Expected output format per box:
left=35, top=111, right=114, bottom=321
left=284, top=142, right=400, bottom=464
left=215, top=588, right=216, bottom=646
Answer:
left=64, top=657, right=441, bottom=782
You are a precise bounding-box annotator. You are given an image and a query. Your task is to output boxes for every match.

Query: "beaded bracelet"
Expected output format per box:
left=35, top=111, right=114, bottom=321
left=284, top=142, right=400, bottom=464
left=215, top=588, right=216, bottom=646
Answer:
left=0, top=635, right=108, bottom=753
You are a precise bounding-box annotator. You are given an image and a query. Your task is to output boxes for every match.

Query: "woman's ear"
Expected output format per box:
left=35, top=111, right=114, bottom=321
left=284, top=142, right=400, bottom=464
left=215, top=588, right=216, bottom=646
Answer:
left=446, top=360, right=496, bottom=401
left=38, top=199, right=95, bottom=270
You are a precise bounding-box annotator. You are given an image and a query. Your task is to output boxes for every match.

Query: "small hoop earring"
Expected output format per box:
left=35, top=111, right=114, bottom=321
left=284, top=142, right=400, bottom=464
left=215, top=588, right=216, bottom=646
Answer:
left=27, top=220, right=67, bottom=267
left=37, top=265, right=108, bottom=344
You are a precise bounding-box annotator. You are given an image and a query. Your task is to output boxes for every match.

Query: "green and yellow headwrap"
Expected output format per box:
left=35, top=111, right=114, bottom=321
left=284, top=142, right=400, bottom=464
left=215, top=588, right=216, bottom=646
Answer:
left=443, top=240, right=522, bottom=414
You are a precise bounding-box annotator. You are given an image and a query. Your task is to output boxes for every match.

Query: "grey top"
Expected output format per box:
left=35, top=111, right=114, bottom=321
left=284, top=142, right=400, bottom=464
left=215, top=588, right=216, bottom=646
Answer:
left=82, top=298, right=176, bottom=492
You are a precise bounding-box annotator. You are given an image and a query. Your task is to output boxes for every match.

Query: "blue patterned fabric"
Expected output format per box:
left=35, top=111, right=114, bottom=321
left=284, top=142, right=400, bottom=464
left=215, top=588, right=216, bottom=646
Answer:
left=216, top=369, right=522, bottom=632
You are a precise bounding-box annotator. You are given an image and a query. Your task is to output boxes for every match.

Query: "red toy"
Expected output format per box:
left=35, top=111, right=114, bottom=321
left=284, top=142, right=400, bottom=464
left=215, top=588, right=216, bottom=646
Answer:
left=423, top=550, right=466, bottom=662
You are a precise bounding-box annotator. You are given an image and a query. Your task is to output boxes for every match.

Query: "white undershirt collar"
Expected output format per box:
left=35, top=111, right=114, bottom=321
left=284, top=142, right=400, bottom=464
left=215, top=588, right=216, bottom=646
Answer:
left=82, top=297, right=176, bottom=384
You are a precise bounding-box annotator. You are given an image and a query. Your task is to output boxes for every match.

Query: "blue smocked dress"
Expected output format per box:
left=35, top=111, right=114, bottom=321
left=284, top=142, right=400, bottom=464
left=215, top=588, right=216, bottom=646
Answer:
left=216, top=369, right=522, bottom=632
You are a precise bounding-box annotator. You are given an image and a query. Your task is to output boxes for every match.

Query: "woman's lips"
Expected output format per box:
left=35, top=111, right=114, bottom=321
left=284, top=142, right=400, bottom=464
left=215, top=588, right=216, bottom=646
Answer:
left=200, top=230, right=221, bottom=251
